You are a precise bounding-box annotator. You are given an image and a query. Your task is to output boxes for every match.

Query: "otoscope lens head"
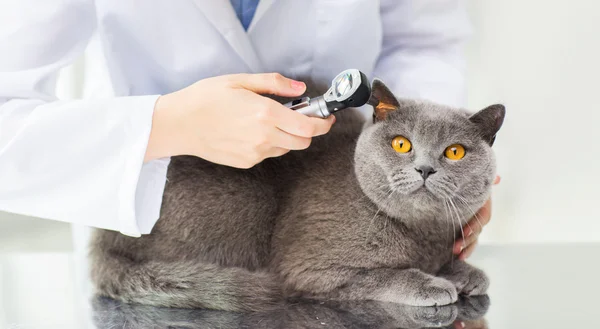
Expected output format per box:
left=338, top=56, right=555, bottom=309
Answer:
left=333, top=71, right=354, bottom=98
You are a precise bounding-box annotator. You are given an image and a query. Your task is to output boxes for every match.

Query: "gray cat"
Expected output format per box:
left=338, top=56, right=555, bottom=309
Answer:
left=90, top=79, right=505, bottom=312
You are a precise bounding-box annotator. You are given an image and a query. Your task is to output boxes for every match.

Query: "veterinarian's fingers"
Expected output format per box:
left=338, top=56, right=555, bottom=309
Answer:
left=467, top=198, right=492, bottom=235
left=462, top=232, right=479, bottom=250
left=453, top=238, right=467, bottom=254
left=455, top=198, right=492, bottom=255
left=459, top=241, right=478, bottom=260
left=270, top=128, right=313, bottom=150
left=478, top=199, right=492, bottom=225
left=453, top=235, right=476, bottom=255
left=463, top=217, right=484, bottom=238
left=493, top=175, right=501, bottom=185
left=271, top=103, right=336, bottom=138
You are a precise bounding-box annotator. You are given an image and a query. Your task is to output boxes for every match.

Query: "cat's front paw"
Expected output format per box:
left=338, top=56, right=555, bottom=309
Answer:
left=461, top=268, right=489, bottom=296
left=411, top=277, right=459, bottom=306
left=376, top=269, right=457, bottom=307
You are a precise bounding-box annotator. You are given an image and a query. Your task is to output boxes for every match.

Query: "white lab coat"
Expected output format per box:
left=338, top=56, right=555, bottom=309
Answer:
left=0, top=0, right=471, bottom=237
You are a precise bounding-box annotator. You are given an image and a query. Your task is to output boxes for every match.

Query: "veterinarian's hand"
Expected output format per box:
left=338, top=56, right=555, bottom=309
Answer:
left=453, top=175, right=501, bottom=260
left=145, top=73, right=335, bottom=167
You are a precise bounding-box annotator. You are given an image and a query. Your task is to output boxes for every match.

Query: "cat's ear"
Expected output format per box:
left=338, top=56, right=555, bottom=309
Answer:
left=369, top=79, right=400, bottom=121
left=469, top=104, right=506, bottom=146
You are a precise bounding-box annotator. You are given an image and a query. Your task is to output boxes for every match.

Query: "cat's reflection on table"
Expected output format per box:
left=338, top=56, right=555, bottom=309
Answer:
left=92, top=295, right=489, bottom=329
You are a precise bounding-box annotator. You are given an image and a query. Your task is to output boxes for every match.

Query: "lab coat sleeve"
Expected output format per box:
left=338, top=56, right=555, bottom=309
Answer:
left=374, top=0, right=472, bottom=107
left=0, top=0, right=168, bottom=237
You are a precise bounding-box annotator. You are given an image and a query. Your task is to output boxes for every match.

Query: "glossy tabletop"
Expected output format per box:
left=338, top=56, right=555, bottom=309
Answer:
left=1, top=244, right=598, bottom=329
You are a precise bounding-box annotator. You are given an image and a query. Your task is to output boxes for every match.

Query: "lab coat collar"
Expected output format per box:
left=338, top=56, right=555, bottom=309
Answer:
left=192, top=0, right=272, bottom=73
left=247, top=0, right=276, bottom=33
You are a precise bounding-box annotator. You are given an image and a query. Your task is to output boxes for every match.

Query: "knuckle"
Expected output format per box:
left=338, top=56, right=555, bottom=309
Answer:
left=226, top=73, right=246, bottom=85
left=268, top=73, right=285, bottom=92
left=270, top=72, right=284, bottom=82
left=255, top=106, right=273, bottom=123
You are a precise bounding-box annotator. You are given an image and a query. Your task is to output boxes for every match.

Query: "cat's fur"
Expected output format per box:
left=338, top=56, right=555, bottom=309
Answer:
left=90, top=79, right=505, bottom=312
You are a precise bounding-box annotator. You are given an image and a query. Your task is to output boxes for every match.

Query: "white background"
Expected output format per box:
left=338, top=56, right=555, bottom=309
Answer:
left=1, top=0, right=599, bottom=251
left=465, top=0, right=600, bottom=243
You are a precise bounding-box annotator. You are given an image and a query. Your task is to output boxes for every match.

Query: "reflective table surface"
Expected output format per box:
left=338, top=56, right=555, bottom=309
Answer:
left=1, top=245, right=598, bottom=329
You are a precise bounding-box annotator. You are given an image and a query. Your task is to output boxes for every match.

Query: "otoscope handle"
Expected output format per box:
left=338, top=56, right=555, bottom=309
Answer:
left=284, top=96, right=331, bottom=118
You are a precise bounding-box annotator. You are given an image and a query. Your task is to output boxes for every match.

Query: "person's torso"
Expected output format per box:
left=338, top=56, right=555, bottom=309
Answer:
left=92, top=0, right=383, bottom=96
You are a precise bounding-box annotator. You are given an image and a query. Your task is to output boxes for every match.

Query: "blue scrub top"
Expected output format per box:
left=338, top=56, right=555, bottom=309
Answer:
left=230, top=0, right=260, bottom=31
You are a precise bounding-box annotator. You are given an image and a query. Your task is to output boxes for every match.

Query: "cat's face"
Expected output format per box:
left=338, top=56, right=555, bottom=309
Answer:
left=354, top=80, right=505, bottom=222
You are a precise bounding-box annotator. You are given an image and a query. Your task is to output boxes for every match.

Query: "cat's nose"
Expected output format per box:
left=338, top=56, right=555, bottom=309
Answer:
left=415, top=166, right=436, bottom=180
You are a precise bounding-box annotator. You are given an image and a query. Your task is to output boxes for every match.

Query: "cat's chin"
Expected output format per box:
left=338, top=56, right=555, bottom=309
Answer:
left=408, top=184, right=438, bottom=199
left=371, top=187, right=441, bottom=220
left=414, top=187, right=441, bottom=205
left=420, top=187, right=448, bottom=201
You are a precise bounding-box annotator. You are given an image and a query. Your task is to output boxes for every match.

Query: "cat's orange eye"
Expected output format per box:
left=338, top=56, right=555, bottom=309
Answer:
left=392, top=136, right=412, bottom=153
left=445, top=144, right=466, bottom=160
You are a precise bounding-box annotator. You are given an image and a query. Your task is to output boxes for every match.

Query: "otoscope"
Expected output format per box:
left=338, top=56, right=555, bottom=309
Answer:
left=284, top=69, right=371, bottom=117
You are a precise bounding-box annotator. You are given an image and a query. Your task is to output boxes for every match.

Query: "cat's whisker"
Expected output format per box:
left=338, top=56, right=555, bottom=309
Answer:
left=455, top=195, right=485, bottom=232
left=447, top=197, right=466, bottom=243
left=439, top=194, right=457, bottom=267
left=435, top=179, right=457, bottom=196
left=373, top=182, right=392, bottom=193
left=385, top=187, right=396, bottom=199
left=452, top=198, right=474, bottom=237
left=460, top=195, right=486, bottom=231
left=364, top=207, right=382, bottom=244
left=434, top=186, right=456, bottom=243
left=443, top=198, right=450, bottom=242
left=433, top=182, right=472, bottom=249
left=431, top=181, right=476, bottom=237
left=390, top=177, right=411, bottom=184
left=442, top=197, right=455, bottom=262
left=362, top=186, right=393, bottom=242
left=348, top=183, right=391, bottom=208
left=437, top=176, right=458, bottom=190
left=465, top=220, right=474, bottom=237
left=452, top=197, right=481, bottom=239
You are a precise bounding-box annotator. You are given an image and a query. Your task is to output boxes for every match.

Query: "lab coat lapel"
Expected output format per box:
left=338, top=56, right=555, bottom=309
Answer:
left=247, top=0, right=276, bottom=32
left=192, top=0, right=264, bottom=72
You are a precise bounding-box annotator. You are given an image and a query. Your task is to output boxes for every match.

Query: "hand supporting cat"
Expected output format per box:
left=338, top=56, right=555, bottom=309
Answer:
left=455, top=175, right=501, bottom=260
